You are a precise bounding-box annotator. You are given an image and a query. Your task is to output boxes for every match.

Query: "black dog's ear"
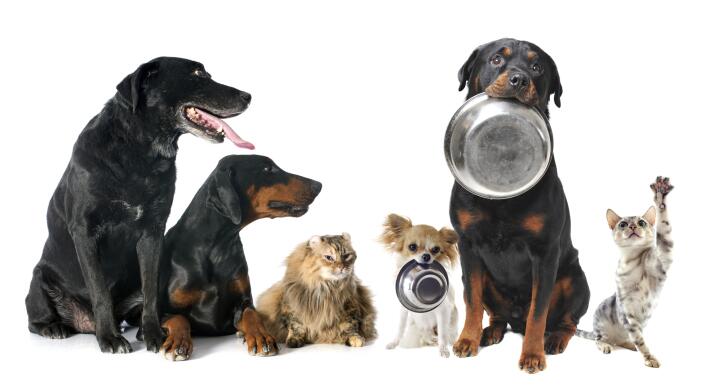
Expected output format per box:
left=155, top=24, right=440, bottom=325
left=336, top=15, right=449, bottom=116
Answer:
left=549, top=58, right=563, bottom=108
left=206, top=167, right=243, bottom=224
left=116, top=60, right=160, bottom=113
left=458, top=44, right=487, bottom=92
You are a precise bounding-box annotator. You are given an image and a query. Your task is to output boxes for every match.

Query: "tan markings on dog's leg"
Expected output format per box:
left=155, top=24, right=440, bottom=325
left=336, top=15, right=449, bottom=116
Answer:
left=237, top=308, right=278, bottom=356
left=169, top=288, right=204, bottom=308
left=545, top=277, right=576, bottom=355
left=485, top=71, right=510, bottom=97
left=229, top=274, right=251, bottom=296
left=522, top=214, right=545, bottom=235
left=522, top=79, right=539, bottom=105
left=519, top=281, right=549, bottom=373
left=453, top=271, right=484, bottom=357
left=161, top=315, right=193, bottom=361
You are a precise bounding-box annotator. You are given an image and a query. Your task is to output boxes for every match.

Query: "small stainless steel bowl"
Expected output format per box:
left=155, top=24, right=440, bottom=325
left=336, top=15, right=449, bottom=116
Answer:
left=395, top=260, right=449, bottom=313
left=444, top=93, right=552, bottom=199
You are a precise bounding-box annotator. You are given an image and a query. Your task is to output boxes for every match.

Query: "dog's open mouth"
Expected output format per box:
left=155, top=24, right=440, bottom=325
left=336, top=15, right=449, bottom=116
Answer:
left=184, top=106, right=254, bottom=150
left=268, top=201, right=309, bottom=217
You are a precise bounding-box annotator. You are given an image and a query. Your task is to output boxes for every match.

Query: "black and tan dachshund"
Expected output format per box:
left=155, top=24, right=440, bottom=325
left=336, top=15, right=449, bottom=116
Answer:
left=25, top=57, right=252, bottom=353
left=450, top=38, right=590, bottom=373
left=158, top=155, right=321, bottom=361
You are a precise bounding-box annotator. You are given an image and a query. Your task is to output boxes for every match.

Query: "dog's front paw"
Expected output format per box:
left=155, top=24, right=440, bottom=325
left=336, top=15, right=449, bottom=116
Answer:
left=453, top=337, right=479, bottom=358
left=439, top=345, right=450, bottom=358
left=286, top=336, right=305, bottom=349
left=651, top=176, right=673, bottom=207
left=518, top=351, right=546, bottom=374
left=237, top=309, right=278, bottom=356
left=141, top=322, right=165, bottom=353
left=346, top=335, right=365, bottom=347
left=480, top=324, right=506, bottom=347
left=161, top=333, right=192, bottom=361
left=644, top=355, right=661, bottom=368
left=97, top=333, right=132, bottom=354
left=40, top=323, right=74, bottom=339
left=386, top=340, right=399, bottom=350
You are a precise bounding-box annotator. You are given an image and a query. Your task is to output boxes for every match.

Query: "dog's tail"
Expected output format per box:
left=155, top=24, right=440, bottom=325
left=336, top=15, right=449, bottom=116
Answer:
left=574, top=329, right=599, bottom=341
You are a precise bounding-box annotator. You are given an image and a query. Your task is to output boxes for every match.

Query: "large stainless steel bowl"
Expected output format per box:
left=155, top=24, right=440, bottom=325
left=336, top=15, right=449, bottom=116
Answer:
left=444, top=93, right=552, bottom=199
left=395, top=260, right=449, bottom=313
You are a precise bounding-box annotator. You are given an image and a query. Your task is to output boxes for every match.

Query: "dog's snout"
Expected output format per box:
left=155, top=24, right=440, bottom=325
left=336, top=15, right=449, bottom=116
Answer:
left=422, top=253, right=431, bottom=262
left=309, top=181, right=322, bottom=196
left=239, top=91, right=252, bottom=104
left=509, top=73, right=529, bottom=88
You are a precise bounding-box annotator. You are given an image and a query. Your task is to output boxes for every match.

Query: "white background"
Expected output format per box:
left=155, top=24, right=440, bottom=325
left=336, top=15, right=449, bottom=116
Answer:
left=1, top=1, right=717, bottom=383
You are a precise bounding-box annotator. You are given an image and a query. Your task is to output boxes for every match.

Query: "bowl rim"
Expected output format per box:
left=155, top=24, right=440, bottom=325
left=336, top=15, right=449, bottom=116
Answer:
left=444, top=93, right=552, bottom=200
left=395, top=260, right=449, bottom=313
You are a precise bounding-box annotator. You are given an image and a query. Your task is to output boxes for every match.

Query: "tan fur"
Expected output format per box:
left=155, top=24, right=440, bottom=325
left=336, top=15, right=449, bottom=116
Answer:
left=380, top=213, right=458, bottom=267
left=256, top=235, right=376, bottom=346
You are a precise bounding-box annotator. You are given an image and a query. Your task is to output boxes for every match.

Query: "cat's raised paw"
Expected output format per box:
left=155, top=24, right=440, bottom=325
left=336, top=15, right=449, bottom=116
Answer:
left=651, top=176, right=674, bottom=198
left=346, top=335, right=365, bottom=347
left=645, top=356, right=661, bottom=368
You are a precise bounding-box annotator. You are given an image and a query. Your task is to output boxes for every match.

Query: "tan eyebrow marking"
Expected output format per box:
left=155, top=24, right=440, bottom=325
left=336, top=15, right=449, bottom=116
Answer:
left=502, top=47, right=512, bottom=57
left=527, top=51, right=538, bottom=61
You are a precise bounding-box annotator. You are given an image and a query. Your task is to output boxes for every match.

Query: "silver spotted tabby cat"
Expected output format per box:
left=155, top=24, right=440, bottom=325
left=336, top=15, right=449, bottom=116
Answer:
left=576, top=176, right=674, bottom=368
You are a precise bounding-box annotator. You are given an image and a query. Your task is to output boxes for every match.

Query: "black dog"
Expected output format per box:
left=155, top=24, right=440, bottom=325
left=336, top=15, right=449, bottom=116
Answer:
left=158, top=155, right=321, bottom=361
left=25, top=57, right=253, bottom=353
left=450, top=39, right=589, bottom=373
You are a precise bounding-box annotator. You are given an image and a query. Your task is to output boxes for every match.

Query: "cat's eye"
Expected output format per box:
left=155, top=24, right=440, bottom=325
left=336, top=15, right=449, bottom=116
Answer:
left=408, top=243, right=417, bottom=252
left=638, top=220, right=647, bottom=227
left=531, top=63, right=543, bottom=73
left=324, top=255, right=334, bottom=262
left=491, top=54, right=504, bottom=66
left=619, top=222, right=628, bottom=228
left=430, top=246, right=441, bottom=254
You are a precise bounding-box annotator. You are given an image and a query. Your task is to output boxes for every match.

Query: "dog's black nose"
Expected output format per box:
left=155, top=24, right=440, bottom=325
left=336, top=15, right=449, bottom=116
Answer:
left=509, top=73, right=529, bottom=88
left=239, top=92, right=252, bottom=104
left=310, top=181, right=322, bottom=196
left=422, top=253, right=431, bottom=262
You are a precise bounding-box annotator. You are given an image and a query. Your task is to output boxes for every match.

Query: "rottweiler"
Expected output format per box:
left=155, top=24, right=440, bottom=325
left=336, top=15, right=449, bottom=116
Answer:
left=25, top=57, right=253, bottom=353
left=450, top=38, right=590, bottom=373
left=158, top=155, right=321, bottom=361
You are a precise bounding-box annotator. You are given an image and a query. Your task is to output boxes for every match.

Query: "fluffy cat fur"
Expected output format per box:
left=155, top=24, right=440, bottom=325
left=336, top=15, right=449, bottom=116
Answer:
left=256, top=233, right=376, bottom=348
left=576, top=177, right=674, bottom=368
left=381, top=214, right=459, bottom=357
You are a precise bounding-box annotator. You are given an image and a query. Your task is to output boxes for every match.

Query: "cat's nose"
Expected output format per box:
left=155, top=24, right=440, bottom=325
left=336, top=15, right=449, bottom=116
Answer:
left=629, top=224, right=637, bottom=230
left=422, top=253, right=431, bottom=262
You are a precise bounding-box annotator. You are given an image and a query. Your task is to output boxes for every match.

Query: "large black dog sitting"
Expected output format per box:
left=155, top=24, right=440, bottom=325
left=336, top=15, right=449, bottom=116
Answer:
left=158, top=155, right=321, bottom=361
left=450, top=39, right=590, bottom=373
left=26, top=57, right=253, bottom=353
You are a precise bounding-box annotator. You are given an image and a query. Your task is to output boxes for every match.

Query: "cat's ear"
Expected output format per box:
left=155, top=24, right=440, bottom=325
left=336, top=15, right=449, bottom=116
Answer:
left=309, top=235, right=323, bottom=250
left=643, top=206, right=657, bottom=226
left=380, top=214, right=412, bottom=249
left=341, top=232, right=351, bottom=242
left=606, top=209, right=621, bottom=229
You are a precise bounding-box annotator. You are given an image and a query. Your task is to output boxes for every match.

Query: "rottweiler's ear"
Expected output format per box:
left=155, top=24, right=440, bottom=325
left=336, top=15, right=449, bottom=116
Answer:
left=549, top=58, right=563, bottom=108
left=116, top=60, right=160, bottom=113
left=458, top=44, right=487, bottom=92
left=206, top=167, right=243, bottom=225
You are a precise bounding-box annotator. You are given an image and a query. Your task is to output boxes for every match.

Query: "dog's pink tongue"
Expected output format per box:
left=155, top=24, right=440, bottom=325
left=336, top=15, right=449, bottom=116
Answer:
left=197, top=109, right=255, bottom=150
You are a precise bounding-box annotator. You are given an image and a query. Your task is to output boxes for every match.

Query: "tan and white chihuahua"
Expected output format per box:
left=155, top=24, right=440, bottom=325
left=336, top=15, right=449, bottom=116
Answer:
left=381, top=214, right=459, bottom=357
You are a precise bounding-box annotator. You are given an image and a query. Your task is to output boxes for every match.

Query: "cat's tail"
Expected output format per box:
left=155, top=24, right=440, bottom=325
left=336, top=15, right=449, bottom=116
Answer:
left=574, top=329, right=599, bottom=341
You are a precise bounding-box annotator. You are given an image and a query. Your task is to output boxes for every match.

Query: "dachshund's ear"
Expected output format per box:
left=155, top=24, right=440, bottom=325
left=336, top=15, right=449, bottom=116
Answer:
left=206, top=167, right=243, bottom=224
left=458, top=44, right=487, bottom=92
left=549, top=57, right=563, bottom=108
left=116, top=59, right=160, bottom=113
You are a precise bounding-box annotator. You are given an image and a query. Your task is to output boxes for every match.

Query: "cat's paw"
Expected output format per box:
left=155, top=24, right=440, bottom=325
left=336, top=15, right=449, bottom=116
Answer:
left=651, top=176, right=674, bottom=206
left=346, top=335, right=365, bottom=347
left=518, top=351, right=546, bottom=374
left=286, top=336, right=305, bottom=349
left=439, top=345, right=450, bottom=358
left=596, top=341, right=613, bottom=354
left=645, top=356, right=661, bottom=368
left=386, top=340, right=399, bottom=350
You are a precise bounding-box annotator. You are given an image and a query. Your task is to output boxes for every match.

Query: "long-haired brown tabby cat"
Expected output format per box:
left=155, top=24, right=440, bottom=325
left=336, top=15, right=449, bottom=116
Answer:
left=256, top=233, right=376, bottom=348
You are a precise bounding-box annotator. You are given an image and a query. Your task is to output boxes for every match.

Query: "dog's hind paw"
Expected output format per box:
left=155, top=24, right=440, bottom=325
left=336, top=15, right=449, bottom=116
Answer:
left=40, top=323, right=74, bottom=339
left=480, top=324, right=506, bottom=347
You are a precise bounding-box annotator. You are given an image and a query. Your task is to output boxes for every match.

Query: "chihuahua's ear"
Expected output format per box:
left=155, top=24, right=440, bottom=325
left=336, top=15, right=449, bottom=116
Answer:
left=643, top=206, right=657, bottom=226
left=206, top=167, right=243, bottom=225
left=440, top=227, right=459, bottom=267
left=606, top=209, right=621, bottom=230
left=380, top=214, right=412, bottom=251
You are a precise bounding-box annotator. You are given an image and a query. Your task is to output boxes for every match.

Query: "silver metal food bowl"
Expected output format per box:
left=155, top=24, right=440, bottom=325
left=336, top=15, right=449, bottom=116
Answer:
left=395, top=260, right=449, bottom=313
left=444, top=93, right=552, bottom=199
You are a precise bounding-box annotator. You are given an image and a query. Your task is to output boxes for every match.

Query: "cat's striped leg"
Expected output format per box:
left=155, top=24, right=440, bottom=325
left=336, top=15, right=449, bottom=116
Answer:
left=622, top=314, right=660, bottom=368
left=651, top=176, right=674, bottom=270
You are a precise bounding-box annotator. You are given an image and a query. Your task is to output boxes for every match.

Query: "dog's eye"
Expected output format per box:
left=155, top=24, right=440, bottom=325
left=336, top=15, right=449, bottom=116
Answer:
left=638, top=220, right=647, bottom=227
left=531, top=63, right=543, bottom=73
left=263, top=165, right=277, bottom=173
left=430, top=246, right=441, bottom=254
left=408, top=243, right=417, bottom=252
left=324, top=255, right=334, bottom=262
left=619, top=222, right=627, bottom=228
left=192, top=69, right=210, bottom=78
left=490, top=54, right=504, bottom=66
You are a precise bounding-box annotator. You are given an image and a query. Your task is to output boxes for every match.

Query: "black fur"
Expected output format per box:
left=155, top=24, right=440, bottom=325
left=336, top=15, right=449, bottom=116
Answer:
left=450, top=39, right=589, bottom=358
left=25, top=57, right=252, bottom=353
